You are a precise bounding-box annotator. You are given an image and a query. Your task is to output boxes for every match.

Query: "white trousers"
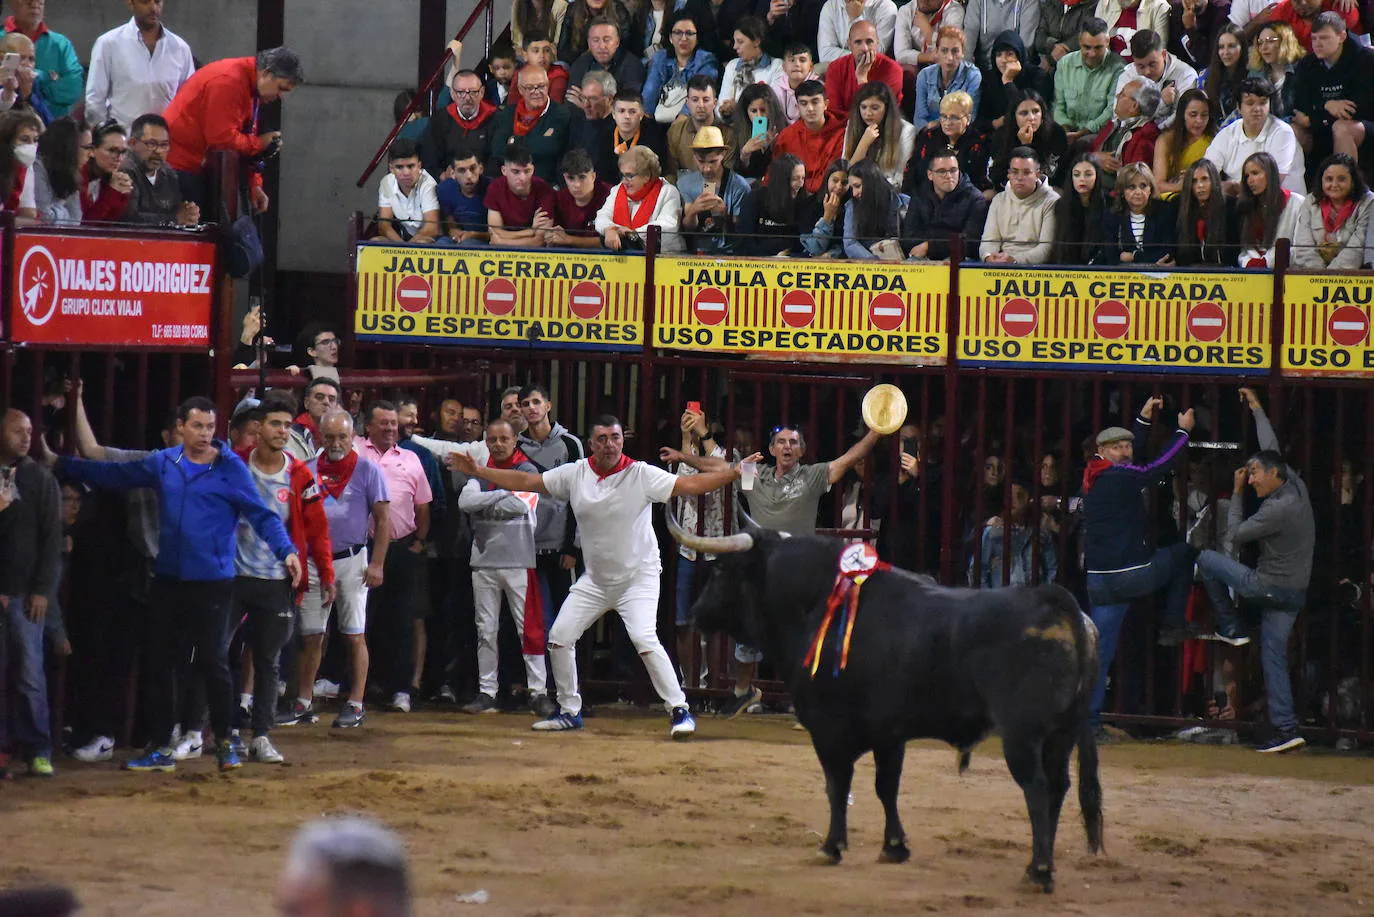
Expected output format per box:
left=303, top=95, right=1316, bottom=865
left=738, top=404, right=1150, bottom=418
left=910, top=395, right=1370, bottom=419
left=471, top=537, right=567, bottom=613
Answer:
left=548, top=570, right=686, bottom=716
left=471, top=566, right=547, bottom=697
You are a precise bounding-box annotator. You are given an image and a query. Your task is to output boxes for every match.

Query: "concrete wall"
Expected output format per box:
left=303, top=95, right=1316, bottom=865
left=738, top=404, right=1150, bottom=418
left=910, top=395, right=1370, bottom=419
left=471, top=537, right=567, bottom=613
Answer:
left=45, top=1, right=511, bottom=276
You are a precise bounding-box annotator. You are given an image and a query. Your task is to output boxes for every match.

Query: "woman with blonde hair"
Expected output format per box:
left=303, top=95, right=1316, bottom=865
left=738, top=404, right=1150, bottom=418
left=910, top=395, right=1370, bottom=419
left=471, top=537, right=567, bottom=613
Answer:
left=1247, top=23, right=1301, bottom=121
left=844, top=81, right=917, bottom=191
left=1098, top=161, right=1177, bottom=265
left=907, top=88, right=989, bottom=193
left=593, top=145, right=685, bottom=251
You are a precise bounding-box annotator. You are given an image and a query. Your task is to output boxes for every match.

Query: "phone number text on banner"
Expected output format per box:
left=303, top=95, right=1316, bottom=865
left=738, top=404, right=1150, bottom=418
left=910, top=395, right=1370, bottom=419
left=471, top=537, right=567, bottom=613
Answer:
left=354, top=245, right=644, bottom=351
left=959, top=268, right=1272, bottom=374
left=654, top=257, right=946, bottom=362
left=1281, top=273, right=1374, bottom=377
left=11, top=232, right=215, bottom=347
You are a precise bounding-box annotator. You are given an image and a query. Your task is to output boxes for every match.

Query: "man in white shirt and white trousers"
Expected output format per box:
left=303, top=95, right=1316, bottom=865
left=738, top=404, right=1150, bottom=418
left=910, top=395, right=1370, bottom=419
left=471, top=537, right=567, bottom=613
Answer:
left=449, top=414, right=741, bottom=739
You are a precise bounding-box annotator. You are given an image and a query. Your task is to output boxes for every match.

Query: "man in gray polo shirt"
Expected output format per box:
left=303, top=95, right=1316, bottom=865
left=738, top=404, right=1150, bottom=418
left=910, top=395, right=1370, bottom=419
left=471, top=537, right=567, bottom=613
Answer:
left=1197, top=387, right=1314, bottom=754
left=723, top=422, right=882, bottom=715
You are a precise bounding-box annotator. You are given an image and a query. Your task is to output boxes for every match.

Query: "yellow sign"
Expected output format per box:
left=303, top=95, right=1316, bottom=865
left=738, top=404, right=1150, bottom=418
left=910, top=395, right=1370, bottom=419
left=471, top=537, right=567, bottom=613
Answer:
left=653, top=257, right=947, bottom=363
left=959, top=268, right=1273, bottom=374
left=1281, top=273, right=1374, bottom=377
left=354, top=245, right=645, bottom=351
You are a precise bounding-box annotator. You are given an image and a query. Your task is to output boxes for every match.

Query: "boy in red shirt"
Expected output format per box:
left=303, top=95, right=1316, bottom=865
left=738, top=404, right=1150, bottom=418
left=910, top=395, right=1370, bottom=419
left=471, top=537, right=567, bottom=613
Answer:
left=550, top=149, right=611, bottom=248
left=484, top=143, right=557, bottom=247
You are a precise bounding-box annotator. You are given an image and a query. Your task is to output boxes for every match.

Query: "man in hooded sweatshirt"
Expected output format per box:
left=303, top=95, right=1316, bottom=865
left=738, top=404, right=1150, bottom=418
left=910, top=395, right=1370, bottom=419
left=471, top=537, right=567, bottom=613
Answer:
left=773, top=79, right=847, bottom=193
left=979, top=145, right=1058, bottom=263
left=1081, top=398, right=1198, bottom=737
left=979, top=30, right=1054, bottom=129
left=963, top=0, right=1040, bottom=73
left=517, top=384, right=586, bottom=628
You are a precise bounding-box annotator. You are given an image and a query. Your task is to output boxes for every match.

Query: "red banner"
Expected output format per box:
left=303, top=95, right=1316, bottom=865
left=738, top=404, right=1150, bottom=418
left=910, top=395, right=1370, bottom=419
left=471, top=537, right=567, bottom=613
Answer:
left=10, top=233, right=216, bottom=347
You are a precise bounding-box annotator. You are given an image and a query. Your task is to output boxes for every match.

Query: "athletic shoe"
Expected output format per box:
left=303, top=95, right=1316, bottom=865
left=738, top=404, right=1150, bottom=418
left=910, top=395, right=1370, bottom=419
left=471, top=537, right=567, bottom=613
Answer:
left=172, top=731, right=204, bottom=761
left=389, top=692, right=411, bottom=713
left=719, top=685, right=763, bottom=718
left=217, top=740, right=243, bottom=772
left=28, top=756, right=55, bottom=777
left=532, top=712, right=584, bottom=732
left=669, top=706, right=696, bottom=739
left=333, top=703, right=366, bottom=729
left=530, top=693, right=558, bottom=718
left=249, top=736, right=285, bottom=764
left=276, top=700, right=319, bottom=727
left=1157, top=622, right=1205, bottom=647
left=124, top=749, right=176, bottom=773
left=462, top=693, right=498, bottom=714
left=1207, top=628, right=1252, bottom=647
left=313, top=678, right=341, bottom=700
left=435, top=684, right=458, bottom=704
left=229, top=730, right=246, bottom=757
left=71, top=736, right=115, bottom=762
left=1256, top=731, right=1306, bottom=754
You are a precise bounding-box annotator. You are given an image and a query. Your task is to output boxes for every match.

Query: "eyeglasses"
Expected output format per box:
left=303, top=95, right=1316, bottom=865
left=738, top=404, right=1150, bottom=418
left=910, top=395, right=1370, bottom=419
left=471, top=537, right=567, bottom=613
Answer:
left=670, top=29, right=697, bottom=37
left=938, top=113, right=967, bottom=122
left=620, top=170, right=639, bottom=180
left=315, top=337, right=340, bottom=346
left=520, top=84, right=549, bottom=93
left=1256, top=36, right=1280, bottom=44
left=135, top=138, right=170, bottom=151
left=454, top=88, right=482, bottom=96
left=929, top=167, right=959, bottom=176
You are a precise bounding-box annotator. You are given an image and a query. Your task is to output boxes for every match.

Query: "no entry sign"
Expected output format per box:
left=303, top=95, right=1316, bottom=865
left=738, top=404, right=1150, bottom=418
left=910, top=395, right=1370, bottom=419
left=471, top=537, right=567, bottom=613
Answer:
left=483, top=278, right=517, bottom=316
left=1186, top=302, right=1226, bottom=343
left=868, top=292, right=906, bottom=332
left=1327, top=305, right=1370, bottom=347
left=999, top=298, right=1038, bottom=337
left=1092, top=300, right=1130, bottom=339
left=568, top=281, right=605, bottom=319
left=396, top=275, right=432, bottom=313
left=780, top=289, right=816, bottom=328
left=692, top=286, right=729, bottom=325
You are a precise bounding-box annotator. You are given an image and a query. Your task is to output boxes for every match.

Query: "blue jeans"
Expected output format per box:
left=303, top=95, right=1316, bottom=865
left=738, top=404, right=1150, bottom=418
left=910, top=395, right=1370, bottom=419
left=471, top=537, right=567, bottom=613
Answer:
left=0, top=596, right=51, bottom=758
left=1196, top=550, right=1304, bottom=732
left=1086, top=543, right=1195, bottom=719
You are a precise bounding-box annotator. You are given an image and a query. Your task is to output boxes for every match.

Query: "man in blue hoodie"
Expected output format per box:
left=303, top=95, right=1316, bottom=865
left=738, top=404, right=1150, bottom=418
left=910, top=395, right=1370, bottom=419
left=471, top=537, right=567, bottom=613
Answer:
left=1081, top=396, right=1197, bottom=733
left=57, top=396, right=302, bottom=773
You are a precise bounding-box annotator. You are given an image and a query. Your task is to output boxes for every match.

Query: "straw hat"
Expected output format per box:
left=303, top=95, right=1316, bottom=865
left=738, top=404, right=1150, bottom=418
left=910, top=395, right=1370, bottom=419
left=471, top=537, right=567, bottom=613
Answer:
left=690, top=125, right=728, bottom=150
left=861, top=384, right=908, bottom=436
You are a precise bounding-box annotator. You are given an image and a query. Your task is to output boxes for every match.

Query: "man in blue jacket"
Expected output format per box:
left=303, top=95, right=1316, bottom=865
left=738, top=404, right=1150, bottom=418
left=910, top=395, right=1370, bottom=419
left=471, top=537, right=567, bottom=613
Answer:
left=1082, top=397, right=1197, bottom=733
left=57, top=396, right=302, bottom=773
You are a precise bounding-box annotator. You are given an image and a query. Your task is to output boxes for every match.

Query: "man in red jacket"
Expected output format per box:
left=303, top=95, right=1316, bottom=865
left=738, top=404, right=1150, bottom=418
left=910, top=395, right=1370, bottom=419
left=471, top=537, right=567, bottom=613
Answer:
left=824, top=20, right=904, bottom=118
left=232, top=391, right=334, bottom=765
left=773, top=80, right=847, bottom=193
left=163, top=46, right=303, bottom=215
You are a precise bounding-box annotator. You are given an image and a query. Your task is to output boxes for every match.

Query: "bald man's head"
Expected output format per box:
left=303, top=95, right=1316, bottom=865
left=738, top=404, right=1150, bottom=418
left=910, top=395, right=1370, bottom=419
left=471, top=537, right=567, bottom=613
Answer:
left=1, top=409, right=32, bottom=462
left=848, top=20, right=878, bottom=57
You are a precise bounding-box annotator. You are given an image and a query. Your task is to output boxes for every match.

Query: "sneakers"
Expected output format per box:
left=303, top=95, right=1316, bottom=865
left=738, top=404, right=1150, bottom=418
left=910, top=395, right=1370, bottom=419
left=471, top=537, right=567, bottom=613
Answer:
left=125, top=749, right=177, bottom=773
left=313, top=678, right=341, bottom=700
left=172, top=730, right=204, bottom=761
left=28, top=756, right=55, bottom=777
left=249, top=735, right=285, bottom=764
left=436, top=683, right=458, bottom=704
left=462, top=693, right=499, bottom=715
left=530, top=693, right=558, bottom=718
left=1256, top=731, right=1306, bottom=753
left=333, top=702, right=366, bottom=729
left=276, top=700, right=319, bottom=727
left=719, top=685, right=763, bottom=718
left=71, top=736, right=115, bottom=762
left=1157, top=622, right=1205, bottom=647
left=229, top=730, right=247, bottom=757
left=532, top=712, right=584, bottom=732
left=389, top=692, right=412, bottom=713
left=1206, top=627, right=1252, bottom=647
left=217, top=739, right=243, bottom=772
left=669, top=706, right=696, bottom=739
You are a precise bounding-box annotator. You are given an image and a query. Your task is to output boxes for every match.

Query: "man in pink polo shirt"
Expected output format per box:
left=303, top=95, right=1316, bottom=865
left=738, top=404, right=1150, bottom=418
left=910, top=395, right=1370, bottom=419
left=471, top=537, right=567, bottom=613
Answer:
left=356, top=400, right=432, bottom=713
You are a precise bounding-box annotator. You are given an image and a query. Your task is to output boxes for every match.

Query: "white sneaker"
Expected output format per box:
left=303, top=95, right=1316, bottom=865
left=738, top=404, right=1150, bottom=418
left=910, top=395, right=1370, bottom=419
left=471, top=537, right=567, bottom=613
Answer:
left=389, top=692, right=411, bottom=713
left=314, top=679, right=341, bottom=700
left=249, top=735, right=285, bottom=764
left=71, top=736, right=114, bottom=762
left=172, top=730, right=204, bottom=761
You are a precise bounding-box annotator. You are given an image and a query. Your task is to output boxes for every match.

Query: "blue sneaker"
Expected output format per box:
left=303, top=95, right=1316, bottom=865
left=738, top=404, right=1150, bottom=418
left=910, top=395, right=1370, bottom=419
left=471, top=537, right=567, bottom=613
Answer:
left=670, top=706, right=696, bottom=740
left=124, top=749, right=176, bottom=773
left=217, top=739, right=243, bottom=772
left=532, top=711, right=584, bottom=732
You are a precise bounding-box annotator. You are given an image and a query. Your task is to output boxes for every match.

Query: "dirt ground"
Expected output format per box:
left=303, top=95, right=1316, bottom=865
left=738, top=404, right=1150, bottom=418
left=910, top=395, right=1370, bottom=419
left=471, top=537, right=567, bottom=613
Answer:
left=2, top=708, right=1372, bottom=917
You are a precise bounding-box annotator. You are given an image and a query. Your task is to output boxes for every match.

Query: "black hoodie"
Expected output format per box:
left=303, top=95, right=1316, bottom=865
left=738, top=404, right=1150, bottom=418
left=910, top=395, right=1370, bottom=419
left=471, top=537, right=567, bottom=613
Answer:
left=977, top=30, right=1054, bottom=130
left=900, top=173, right=990, bottom=260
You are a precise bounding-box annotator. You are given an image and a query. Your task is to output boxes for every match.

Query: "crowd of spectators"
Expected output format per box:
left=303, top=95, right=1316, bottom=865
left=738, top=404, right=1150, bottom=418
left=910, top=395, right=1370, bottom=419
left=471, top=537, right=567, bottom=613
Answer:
left=379, top=0, right=1374, bottom=266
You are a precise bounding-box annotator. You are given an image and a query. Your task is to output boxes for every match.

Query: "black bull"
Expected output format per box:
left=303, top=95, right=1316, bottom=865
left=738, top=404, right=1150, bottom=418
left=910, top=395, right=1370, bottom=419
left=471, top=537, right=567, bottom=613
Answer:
left=668, top=510, right=1104, bottom=893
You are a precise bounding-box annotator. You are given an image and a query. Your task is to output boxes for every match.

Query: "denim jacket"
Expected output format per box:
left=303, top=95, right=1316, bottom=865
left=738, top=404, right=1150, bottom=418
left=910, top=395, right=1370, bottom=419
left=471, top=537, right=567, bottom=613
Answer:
left=641, top=49, right=721, bottom=119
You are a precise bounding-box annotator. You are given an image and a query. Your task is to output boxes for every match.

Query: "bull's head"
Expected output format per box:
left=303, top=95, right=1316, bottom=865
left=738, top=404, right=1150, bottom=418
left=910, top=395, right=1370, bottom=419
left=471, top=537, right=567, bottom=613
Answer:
left=665, top=502, right=774, bottom=648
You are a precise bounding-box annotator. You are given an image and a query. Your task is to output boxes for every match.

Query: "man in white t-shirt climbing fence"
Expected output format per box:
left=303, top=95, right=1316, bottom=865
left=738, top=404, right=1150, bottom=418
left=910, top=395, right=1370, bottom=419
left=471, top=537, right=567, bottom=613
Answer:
left=449, top=414, right=742, bottom=739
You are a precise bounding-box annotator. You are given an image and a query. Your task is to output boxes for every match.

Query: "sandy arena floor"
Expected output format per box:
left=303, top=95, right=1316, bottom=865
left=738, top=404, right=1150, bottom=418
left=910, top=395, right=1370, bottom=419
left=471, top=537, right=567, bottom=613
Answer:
left=1, top=708, right=1371, bottom=916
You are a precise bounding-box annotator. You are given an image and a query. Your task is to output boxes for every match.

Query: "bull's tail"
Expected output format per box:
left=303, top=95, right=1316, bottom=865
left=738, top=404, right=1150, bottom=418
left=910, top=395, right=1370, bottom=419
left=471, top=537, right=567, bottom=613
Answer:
left=1077, top=714, right=1104, bottom=854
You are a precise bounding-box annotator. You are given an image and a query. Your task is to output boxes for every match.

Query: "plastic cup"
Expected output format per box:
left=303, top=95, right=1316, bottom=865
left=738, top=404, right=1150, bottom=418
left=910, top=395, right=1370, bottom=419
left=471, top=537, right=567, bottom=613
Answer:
left=740, top=461, right=757, bottom=491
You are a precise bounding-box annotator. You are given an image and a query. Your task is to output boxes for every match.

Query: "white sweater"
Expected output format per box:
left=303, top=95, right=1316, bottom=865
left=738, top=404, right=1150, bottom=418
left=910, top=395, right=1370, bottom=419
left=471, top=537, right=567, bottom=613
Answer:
left=818, top=0, right=900, bottom=62
left=979, top=181, right=1060, bottom=263
left=594, top=181, right=686, bottom=252
left=1238, top=191, right=1304, bottom=269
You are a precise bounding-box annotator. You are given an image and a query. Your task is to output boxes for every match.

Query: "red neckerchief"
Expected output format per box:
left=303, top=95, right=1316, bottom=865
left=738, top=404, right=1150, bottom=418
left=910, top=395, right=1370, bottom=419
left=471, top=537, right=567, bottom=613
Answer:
left=1082, top=455, right=1113, bottom=493
left=294, top=411, right=320, bottom=442
left=3, top=16, right=48, bottom=39
left=1320, top=198, right=1356, bottom=237
left=487, top=447, right=532, bottom=469
left=447, top=98, right=497, bottom=129
left=611, top=177, right=664, bottom=229
left=512, top=95, right=548, bottom=137
left=316, top=450, right=359, bottom=501
left=590, top=453, right=634, bottom=480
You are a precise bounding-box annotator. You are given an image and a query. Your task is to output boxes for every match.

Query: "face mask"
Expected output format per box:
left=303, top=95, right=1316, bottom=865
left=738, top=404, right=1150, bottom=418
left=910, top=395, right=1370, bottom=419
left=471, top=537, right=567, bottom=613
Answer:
left=13, top=143, right=36, bottom=166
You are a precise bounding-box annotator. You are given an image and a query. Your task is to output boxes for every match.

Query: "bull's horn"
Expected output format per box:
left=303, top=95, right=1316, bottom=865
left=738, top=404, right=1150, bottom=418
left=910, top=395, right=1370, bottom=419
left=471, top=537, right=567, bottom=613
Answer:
left=735, top=500, right=766, bottom=538
left=666, top=501, right=755, bottom=553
